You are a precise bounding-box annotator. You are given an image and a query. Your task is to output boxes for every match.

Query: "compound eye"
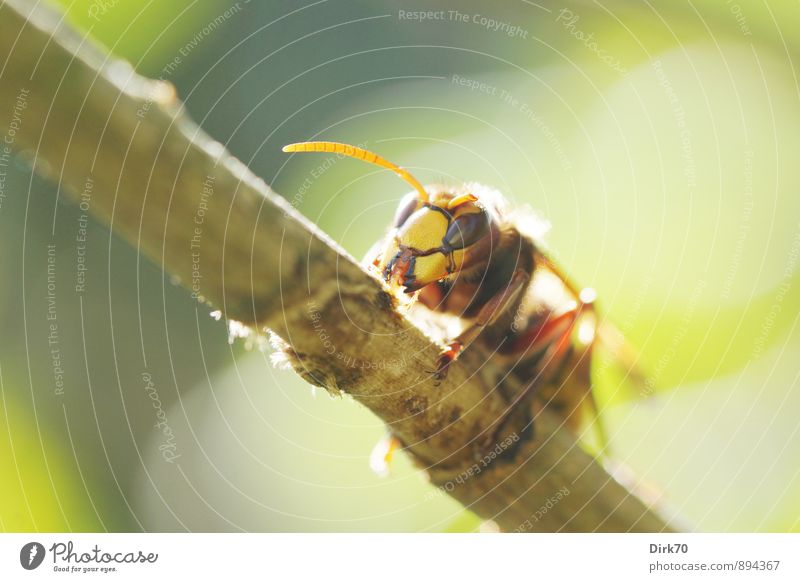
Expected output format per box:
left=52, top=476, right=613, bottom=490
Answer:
left=443, top=210, right=490, bottom=250
left=393, top=192, right=421, bottom=227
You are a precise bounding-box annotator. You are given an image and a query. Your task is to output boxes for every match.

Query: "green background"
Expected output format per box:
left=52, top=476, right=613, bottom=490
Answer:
left=0, top=0, right=798, bottom=531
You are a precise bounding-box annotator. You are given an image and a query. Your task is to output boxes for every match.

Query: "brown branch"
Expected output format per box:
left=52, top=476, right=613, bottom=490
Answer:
left=0, top=0, right=675, bottom=532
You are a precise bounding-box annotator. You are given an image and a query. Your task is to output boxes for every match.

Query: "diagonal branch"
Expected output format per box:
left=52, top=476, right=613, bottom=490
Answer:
left=0, top=0, right=675, bottom=532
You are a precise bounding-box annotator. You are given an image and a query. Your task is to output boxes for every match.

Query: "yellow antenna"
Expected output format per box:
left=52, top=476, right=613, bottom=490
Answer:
left=446, top=193, right=478, bottom=209
left=282, top=141, right=428, bottom=202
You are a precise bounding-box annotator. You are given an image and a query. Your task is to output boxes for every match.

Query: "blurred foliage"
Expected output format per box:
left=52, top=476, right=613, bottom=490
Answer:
left=53, top=0, right=234, bottom=75
left=0, top=392, right=105, bottom=531
left=1, top=0, right=797, bottom=532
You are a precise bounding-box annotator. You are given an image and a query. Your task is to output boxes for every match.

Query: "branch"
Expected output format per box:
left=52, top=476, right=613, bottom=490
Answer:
left=0, top=0, right=674, bottom=532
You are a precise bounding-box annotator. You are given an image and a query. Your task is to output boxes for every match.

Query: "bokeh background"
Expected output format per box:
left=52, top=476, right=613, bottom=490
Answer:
left=1, top=0, right=798, bottom=532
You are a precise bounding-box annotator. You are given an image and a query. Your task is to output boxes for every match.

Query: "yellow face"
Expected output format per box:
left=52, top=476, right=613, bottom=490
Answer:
left=279, top=141, right=494, bottom=293
left=380, top=191, right=491, bottom=293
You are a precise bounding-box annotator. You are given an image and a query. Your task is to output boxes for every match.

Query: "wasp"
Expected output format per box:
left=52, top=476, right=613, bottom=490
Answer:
left=283, top=141, right=620, bottom=466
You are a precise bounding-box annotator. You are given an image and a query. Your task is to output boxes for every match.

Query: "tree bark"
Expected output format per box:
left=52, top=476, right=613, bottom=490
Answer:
left=0, top=0, right=675, bottom=532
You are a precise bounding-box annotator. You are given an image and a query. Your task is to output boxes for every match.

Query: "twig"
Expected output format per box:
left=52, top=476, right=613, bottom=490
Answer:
left=0, top=0, right=674, bottom=532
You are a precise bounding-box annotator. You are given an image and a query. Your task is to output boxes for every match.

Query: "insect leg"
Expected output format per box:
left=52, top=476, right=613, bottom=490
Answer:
left=433, top=269, right=530, bottom=382
left=369, top=433, right=402, bottom=477
left=507, top=293, right=608, bottom=449
left=535, top=250, right=584, bottom=300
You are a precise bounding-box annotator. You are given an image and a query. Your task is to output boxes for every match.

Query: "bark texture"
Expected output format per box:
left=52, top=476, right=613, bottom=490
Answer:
left=0, top=0, right=675, bottom=532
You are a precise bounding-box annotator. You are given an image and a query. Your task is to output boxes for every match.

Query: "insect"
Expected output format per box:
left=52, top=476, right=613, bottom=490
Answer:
left=283, top=141, right=621, bottom=459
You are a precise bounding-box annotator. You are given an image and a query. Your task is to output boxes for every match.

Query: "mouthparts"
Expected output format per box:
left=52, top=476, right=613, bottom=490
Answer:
left=383, top=249, right=423, bottom=293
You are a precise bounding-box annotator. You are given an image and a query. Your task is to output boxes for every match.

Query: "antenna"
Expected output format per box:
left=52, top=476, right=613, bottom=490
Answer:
left=282, top=141, right=428, bottom=202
